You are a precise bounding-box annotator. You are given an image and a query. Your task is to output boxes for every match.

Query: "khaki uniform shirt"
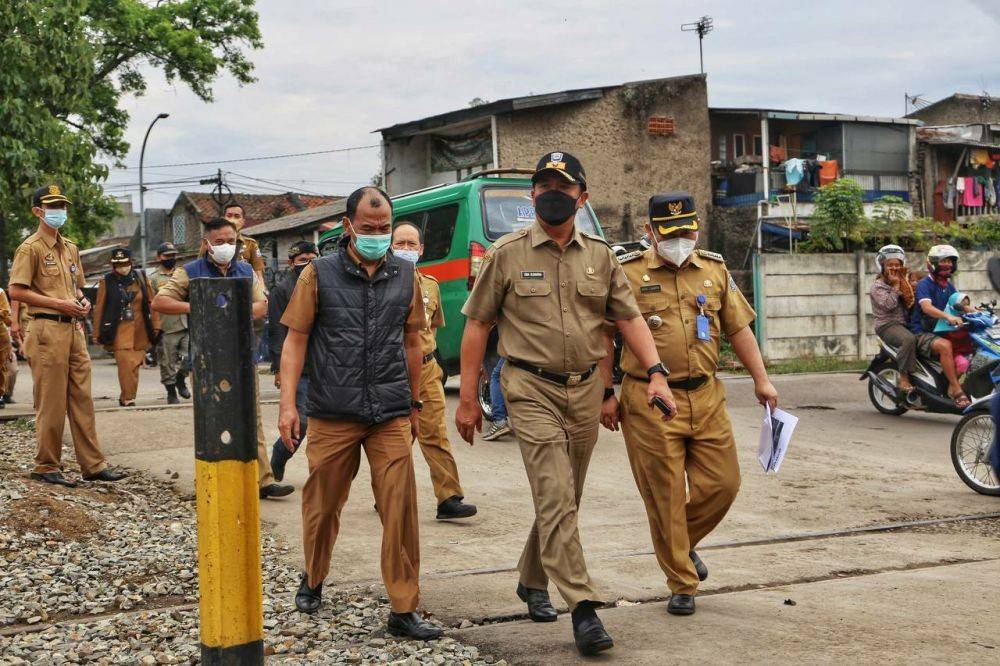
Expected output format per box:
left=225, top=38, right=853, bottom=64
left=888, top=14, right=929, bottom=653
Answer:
left=462, top=221, right=641, bottom=374
left=156, top=264, right=267, bottom=304
left=93, top=276, right=159, bottom=351
left=416, top=271, right=445, bottom=356
left=618, top=248, right=756, bottom=380
left=281, top=252, right=425, bottom=336
left=239, top=234, right=266, bottom=274
left=148, top=266, right=189, bottom=333
left=0, top=289, right=11, bottom=355
left=9, top=230, right=84, bottom=316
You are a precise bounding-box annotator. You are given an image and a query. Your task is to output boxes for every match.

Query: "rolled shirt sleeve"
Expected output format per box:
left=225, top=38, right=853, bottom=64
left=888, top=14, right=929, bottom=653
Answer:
left=719, top=269, right=756, bottom=337
left=8, top=246, right=33, bottom=288
left=461, top=248, right=504, bottom=322
left=156, top=266, right=191, bottom=303
left=280, top=264, right=319, bottom=335
left=405, top=274, right=427, bottom=334
left=605, top=255, right=641, bottom=321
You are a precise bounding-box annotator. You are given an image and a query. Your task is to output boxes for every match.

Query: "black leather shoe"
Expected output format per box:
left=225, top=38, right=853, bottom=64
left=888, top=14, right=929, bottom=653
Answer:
left=517, top=583, right=558, bottom=622
left=165, top=385, right=179, bottom=405
left=436, top=496, right=477, bottom=520
left=690, top=550, right=708, bottom=582
left=571, top=606, right=613, bottom=656
left=175, top=373, right=191, bottom=399
left=667, top=594, right=696, bottom=616
left=387, top=611, right=443, bottom=640
left=83, top=469, right=127, bottom=482
left=294, top=574, right=322, bottom=614
left=30, top=472, right=78, bottom=488
left=259, top=483, right=294, bottom=499
left=118, top=399, right=135, bottom=407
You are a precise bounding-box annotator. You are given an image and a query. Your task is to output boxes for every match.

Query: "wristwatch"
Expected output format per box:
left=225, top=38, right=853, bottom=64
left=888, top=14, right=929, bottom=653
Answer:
left=603, top=387, right=616, bottom=401
left=647, top=363, right=670, bottom=379
left=411, top=400, right=424, bottom=411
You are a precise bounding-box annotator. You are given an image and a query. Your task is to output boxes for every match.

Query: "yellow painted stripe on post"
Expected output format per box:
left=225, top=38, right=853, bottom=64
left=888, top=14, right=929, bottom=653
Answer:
left=195, top=458, right=263, bottom=648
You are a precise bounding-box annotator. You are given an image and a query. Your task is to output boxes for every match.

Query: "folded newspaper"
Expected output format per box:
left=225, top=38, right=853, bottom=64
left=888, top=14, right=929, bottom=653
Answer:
left=757, top=403, right=798, bottom=473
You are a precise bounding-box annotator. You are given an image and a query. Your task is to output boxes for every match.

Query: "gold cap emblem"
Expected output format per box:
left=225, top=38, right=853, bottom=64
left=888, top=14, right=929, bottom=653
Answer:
left=668, top=201, right=683, bottom=216
left=48, top=185, right=60, bottom=196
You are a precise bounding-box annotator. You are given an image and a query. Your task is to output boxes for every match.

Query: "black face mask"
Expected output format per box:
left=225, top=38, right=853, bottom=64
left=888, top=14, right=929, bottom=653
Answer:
left=535, top=190, right=579, bottom=225
left=161, top=258, right=176, bottom=270
left=292, top=262, right=308, bottom=276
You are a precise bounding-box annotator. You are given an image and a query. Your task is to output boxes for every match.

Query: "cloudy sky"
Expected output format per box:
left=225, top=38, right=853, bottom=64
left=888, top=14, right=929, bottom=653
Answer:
left=106, top=0, right=1000, bottom=210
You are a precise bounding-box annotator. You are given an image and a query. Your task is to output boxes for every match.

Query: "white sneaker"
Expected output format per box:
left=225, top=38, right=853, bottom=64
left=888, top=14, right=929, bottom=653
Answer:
left=482, top=419, right=512, bottom=441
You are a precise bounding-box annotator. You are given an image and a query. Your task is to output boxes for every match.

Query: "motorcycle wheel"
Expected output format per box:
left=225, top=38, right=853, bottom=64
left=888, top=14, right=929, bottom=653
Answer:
left=477, top=364, right=494, bottom=422
left=950, top=411, right=1000, bottom=496
left=867, top=364, right=908, bottom=416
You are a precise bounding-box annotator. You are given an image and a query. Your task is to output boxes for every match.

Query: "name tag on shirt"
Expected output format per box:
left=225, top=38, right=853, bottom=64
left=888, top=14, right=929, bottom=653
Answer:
left=521, top=271, right=544, bottom=280
left=696, top=314, right=712, bottom=341
left=640, top=284, right=661, bottom=293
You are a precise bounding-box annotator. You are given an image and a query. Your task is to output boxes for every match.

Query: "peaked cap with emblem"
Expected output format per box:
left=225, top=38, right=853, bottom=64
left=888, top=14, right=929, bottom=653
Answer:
left=32, top=184, right=72, bottom=207
left=110, top=247, right=132, bottom=264
left=649, top=191, right=698, bottom=236
left=532, top=151, right=587, bottom=190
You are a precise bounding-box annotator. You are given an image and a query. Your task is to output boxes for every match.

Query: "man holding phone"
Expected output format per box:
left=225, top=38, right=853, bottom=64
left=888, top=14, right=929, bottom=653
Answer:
left=601, top=192, right=777, bottom=616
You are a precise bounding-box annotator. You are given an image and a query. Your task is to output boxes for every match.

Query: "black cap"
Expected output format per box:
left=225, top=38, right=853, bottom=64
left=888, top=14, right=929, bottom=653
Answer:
left=156, top=242, right=178, bottom=255
left=110, top=247, right=132, bottom=264
left=532, top=151, right=587, bottom=190
left=649, top=191, right=699, bottom=235
left=32, top=184, right=72, bottom=207
left=288, top=240, right=318, bottom=259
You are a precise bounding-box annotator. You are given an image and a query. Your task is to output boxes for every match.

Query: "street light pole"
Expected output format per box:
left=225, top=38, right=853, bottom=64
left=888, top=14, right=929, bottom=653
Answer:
left=139, top=112, right=170, bottom=269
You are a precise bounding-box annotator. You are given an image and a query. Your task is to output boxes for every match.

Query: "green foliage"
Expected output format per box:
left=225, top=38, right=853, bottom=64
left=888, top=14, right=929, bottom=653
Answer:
left=0, top=0, right=262, bottom=256
left=801, top=178, right=866, bottom=251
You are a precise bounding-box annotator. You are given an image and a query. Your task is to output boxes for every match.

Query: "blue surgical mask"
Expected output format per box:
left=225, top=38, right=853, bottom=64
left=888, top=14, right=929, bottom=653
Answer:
left=394, top=249, right=420, bottom=265
left=349, top=222, right=391, bottom=261
left=43, top=209, right=68, bottom=229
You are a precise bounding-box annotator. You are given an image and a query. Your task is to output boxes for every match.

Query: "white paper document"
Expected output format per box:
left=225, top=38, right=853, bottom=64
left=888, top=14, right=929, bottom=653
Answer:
left=756, top=403, right=798, bottom=473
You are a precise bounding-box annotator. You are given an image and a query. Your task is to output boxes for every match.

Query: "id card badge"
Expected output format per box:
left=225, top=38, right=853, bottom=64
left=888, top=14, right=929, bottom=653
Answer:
left=696, top=314, right=711, bottom=341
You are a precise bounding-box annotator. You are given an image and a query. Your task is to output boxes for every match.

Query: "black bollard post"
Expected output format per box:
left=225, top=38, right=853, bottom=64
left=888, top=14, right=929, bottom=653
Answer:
left=189, top=277, right=264, bottom=665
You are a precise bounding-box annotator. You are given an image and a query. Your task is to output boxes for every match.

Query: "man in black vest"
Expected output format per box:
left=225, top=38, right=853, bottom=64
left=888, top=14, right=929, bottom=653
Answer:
left=278, top=187, right=441, bottom=640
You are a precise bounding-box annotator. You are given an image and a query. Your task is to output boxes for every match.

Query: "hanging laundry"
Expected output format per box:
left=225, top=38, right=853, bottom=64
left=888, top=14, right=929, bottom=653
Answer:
left=784, top=158, right=805, bottom=186
left=769, top=145, right=787, bottom=164
left=962, top=177, right=984, bottom=206
left=987, top=177, right=997, bottom=206
left=818, top=160, right=839, bottom=185
left=943, top=180, right=955, bottom=209
left=970, top=149, right=992, bottom=167
left=956, top=177, right=966, bottom=192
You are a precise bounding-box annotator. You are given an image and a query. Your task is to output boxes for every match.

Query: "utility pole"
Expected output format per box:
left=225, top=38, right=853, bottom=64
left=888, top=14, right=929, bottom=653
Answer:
left=681, top=16, right=714, bottom=74
left=139, top=112, right=170, bottom=269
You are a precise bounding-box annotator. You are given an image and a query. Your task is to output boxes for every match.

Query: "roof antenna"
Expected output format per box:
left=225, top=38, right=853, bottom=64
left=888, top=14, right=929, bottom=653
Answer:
left=680, top=16, right=714, bottom=74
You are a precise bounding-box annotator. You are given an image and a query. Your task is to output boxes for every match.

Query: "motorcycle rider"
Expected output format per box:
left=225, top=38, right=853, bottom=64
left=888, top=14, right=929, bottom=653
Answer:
left=908, top=245, right=969, bottom=409
left=870, top=245, right=919, bottom=401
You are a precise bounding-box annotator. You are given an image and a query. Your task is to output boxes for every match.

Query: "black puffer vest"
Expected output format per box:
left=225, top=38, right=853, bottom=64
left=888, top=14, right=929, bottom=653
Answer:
left=306, top=240, right=414, bottom=424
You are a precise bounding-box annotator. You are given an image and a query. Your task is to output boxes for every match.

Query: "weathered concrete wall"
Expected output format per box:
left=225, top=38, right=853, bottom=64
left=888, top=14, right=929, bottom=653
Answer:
left=758, top=250, right=998, bottom=361
left=496, top=75, right=711, bottom=244
left=909, top=96, right=1000, bottom=126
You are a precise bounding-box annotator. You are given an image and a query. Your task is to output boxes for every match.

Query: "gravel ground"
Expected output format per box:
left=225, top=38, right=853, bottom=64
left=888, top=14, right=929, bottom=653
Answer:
left=0, top=422, right=503, bottom=665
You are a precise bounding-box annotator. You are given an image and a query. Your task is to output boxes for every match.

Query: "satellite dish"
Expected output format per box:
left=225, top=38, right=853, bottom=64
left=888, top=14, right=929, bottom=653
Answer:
left=988, top=257, right=1000, bottom=294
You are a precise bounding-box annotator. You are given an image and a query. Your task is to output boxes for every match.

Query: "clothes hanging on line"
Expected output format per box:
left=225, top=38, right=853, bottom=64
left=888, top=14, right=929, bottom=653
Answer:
left=784, top=158, right=805, bottom=186
left=961, top=177, right=984, bottom=207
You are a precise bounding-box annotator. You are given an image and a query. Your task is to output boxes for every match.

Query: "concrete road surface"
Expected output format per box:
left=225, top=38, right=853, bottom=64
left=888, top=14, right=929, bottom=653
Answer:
left=11, top=363, right=1000, bottom=662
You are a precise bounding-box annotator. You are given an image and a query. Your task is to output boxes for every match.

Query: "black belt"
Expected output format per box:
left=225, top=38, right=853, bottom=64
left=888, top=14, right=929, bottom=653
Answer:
left=627, top=373, right=708, bottom=392
left=508, top=359, right=597, bottom=386
left=31, top=313, right=74, bottom=324
left=422, top=352, right=436, bottom=364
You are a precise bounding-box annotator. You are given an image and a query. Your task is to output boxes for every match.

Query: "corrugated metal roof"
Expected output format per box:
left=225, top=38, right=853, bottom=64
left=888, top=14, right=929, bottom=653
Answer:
left=242, top=200, right=347, bottom=237
left=711, top=107, right=921, bottom=126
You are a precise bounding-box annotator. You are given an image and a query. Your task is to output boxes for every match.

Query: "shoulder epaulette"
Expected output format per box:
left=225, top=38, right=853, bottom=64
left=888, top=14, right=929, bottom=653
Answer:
left=617, top=250, right=643, bottom=264
left=582, top=231, right=611, bottom=246
left=422, top=272, right=439, bottom=283
left=696, top=249, right=725, bottom=262
left=489, top=228, right=529, bottom=252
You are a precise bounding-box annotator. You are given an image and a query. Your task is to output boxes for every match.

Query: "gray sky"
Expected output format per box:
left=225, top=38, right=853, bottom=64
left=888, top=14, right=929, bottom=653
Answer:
left=106, top=0, right=1000, bottom=210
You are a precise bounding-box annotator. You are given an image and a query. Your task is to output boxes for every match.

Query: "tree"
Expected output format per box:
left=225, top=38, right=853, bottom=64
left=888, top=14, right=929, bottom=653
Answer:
left=0, top=0, right=262, bottom=281
left=803, top=177, right=865, bottom=252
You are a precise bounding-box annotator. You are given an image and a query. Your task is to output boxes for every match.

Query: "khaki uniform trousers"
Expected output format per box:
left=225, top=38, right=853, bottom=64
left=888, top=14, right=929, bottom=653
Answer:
left=23, top=319, right=107, bottom=476
left=301, top=415, right=420, bottom=612
left=501, top=363, right=603, bottom=610
left=416, top=358, right=463, bottom=503
left=253, top=372, right=275, bottom=488
left=620, top=376, right=740, bottom=595
left=157, top=330, right=189, bottom=385
left=113, top=349, right=146, bottom=403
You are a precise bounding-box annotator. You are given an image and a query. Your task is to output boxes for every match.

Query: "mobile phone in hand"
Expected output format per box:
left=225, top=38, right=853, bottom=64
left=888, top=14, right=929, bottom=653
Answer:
left=652, top=396, right=674, bottom=418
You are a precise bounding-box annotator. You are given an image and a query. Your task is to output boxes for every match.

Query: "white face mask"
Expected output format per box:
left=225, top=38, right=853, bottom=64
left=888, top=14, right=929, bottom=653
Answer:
left=657, top=237, right=697, bottom=266
left=393, top=249, right=420, bottom=264
left=209, top=242, right=237, bottom=265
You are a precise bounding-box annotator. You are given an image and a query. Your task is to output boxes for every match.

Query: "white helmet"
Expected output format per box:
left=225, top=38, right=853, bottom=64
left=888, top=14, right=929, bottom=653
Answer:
left=875, top=244, right=906, bottom=274
left=927, top=244, right=960, bottom=274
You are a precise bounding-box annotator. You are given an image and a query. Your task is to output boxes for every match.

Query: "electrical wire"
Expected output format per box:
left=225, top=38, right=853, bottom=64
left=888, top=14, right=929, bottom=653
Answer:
left=118, top=143, right=380, bottom=170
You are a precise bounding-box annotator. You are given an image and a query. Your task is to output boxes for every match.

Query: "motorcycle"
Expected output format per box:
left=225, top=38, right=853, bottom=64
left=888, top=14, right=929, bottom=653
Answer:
left=862, top=301, right=1000, bottom=495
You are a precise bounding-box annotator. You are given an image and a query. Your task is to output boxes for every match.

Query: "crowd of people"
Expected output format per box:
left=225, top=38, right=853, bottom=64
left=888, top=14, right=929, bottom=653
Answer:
left=6, top=152, right=779, bottom=656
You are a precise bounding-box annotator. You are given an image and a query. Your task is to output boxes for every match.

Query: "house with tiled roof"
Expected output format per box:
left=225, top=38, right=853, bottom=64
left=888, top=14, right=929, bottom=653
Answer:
left=160, top=191, right=341, bottom=262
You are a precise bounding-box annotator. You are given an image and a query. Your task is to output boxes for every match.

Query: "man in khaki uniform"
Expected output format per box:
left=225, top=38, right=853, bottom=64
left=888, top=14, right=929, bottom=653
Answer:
left=602, top=192, right=778, bottom=616
left=5, top=297, right=27, bottom=403
left=456, top=152, right=675, bottom=656
left=152, top=217, right=293, bottom=500
left=391, top=222, right=477, bottom=520
left=223, top=202, right=267, bottom=287
left=148, top=242, right=190, bottom=405
left=8, top=184, right=126, bottom=487
left=278, top=187, right=442, bottom=641
left=92, top=248, right=159, bottom=406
